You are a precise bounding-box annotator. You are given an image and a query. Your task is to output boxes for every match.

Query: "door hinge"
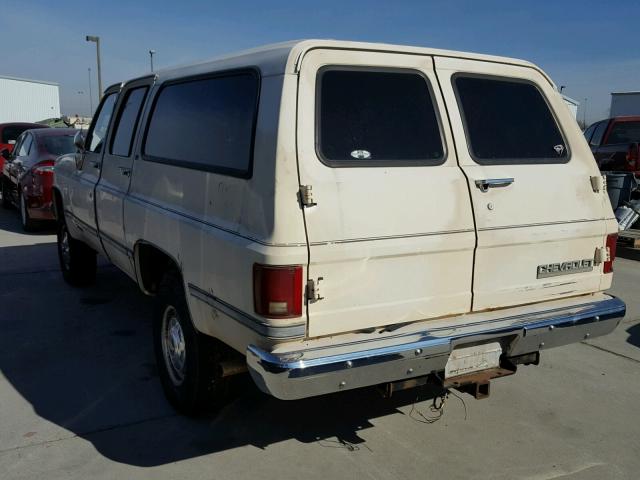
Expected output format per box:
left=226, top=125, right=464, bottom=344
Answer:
left=306, top=277, right=324, bottom=302
left=594, top=246, right=608, bottom=265
left=299, top=185, right=317, bottom=207
left=590, top=175, right=605, bottom=193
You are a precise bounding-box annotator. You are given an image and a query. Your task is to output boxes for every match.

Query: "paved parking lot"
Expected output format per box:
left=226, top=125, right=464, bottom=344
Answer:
left=0, top=209, right=639, bottom=480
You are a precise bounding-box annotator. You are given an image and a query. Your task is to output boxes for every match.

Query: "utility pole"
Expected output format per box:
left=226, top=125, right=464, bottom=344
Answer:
left=86, top=35, right=103, bottom=100
left=149, top=49, right=156, bottom=73
left=87, top=67, right=94, bottom=115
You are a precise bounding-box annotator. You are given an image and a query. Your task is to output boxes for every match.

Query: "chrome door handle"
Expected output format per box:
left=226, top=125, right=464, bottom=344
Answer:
left=118, top=166, right=132, bottom=177
left=475, top=178, right=514, bottom=193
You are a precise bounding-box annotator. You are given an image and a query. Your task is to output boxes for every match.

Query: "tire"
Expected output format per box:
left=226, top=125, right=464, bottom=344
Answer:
left=153, top=269, right=229, bottom=416
left=19, top=191, right=37, bottom=232
left=57, top=219, right=97, bottom=286
left=1, top=177, right=12, bottom=209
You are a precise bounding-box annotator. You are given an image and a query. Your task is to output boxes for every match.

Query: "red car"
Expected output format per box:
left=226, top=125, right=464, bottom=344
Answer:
left=0, top=122, right=47, bottom=173
left=584, top=116, right=640, bottom=176
left=1, top=128, right=77, bottom=230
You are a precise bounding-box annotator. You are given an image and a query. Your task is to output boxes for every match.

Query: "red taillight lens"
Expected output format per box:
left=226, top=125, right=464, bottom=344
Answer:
left=32, top=160, right=55, bottom=175
left=604, top=233, right=618, bottom=274
left=253, top=264, right=303, bottom=318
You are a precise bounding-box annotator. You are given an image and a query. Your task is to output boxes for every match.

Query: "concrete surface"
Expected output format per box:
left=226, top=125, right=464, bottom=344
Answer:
left=0, top=208, right=639, bottom=480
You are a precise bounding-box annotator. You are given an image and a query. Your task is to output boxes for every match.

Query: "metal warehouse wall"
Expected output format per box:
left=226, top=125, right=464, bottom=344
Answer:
left=610, top=93, right=640, bottom=117
left=0, top=76, right=61, bottom=123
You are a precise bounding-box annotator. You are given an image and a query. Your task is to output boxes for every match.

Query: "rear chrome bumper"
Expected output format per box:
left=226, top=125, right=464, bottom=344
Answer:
left=247, top=295, right=625, bottom=400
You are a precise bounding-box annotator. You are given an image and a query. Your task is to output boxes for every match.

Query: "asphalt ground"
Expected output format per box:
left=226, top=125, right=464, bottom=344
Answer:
left=0, top=208, right=639, bottom=480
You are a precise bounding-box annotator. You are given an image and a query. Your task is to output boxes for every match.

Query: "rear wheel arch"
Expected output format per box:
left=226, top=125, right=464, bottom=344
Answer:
left=134, top=241, right=183, bottom=296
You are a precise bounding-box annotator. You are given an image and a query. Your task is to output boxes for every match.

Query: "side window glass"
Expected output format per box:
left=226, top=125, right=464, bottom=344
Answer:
left=85, top=93, right=117, bottom=153
left=110, top=86, right=149, bottom=157
left=583, top=124, right=596, bottom=143
left=590, top=121, right=607, bottom=147
left=12, top=135, right=24, bottom=156
left=18, top=134, right=32, bottom=156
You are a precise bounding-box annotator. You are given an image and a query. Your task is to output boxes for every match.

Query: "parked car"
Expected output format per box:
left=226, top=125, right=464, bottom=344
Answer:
left=2, top=128, right=76, bottom=230
left=53, top=40, right=625, bottom=415
left=0, top=122, right=47, bottom=173
left=583, top=116, right=640, bottom=175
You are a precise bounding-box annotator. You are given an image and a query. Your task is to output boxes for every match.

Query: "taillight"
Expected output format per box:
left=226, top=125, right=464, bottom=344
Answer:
left=32, top=160, right=55, bottom=175
left=253, top=264, right=303, bottom=318
left=626, top=143, right=639, bottom=172
left=604, top=233, right=618, bottom=274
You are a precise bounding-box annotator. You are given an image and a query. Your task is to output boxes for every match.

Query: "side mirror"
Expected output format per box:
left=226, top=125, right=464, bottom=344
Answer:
left=0, top=149, right=9, bottom=160
left=74, top=131, right=86, bottom=151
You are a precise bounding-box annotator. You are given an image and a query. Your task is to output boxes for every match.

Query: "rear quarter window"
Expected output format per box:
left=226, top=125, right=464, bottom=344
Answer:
left=454, top=75, right=568, bottom=164
left=143, top=70, right=259, bottom=178
left=316, top=68, right=445, bottom=166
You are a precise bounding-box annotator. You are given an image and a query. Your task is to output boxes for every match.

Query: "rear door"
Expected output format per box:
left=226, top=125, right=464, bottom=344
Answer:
left=434, top=57, right=609, bottom=311
left=297, top=49, right=476, bottom=337
left=96, top=78, right=151, bottom=277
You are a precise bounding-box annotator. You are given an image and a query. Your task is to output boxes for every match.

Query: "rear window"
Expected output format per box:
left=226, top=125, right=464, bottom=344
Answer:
left=605, top=121, right=640, bottom=145
left=454, top=75, right=568, bottom=164
left=2, top=126, right=32, bottom=144
left=143, top=71, right=259, bottom=177
left=317, top=69, right=444, bottom=166
left=42, top=135, right=76, bottom=156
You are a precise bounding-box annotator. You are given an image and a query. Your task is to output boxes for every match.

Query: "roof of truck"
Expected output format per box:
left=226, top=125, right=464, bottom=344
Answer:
left=137, top=39, right=551, bottom=86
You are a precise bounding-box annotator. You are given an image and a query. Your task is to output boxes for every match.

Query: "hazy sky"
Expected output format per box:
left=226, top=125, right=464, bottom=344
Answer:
left=2, top=0, right=638, bottom=124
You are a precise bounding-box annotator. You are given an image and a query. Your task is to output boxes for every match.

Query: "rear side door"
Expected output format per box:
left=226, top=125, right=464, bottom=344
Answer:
left=297, top=49, right=476, bottom=337
left=96, top=78, right=151, bottom=277
left=68, top=88, right=118, bottom=251
left=434, top=57, right=609, bottom=311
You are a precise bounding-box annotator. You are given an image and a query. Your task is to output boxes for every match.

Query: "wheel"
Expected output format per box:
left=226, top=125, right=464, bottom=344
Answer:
left=1, top=177, right=12, bottom=209
left=153, top=269, right=229, bottom=416
left=57, top=219, right=97, bottom=286
left=19, top=191, right=37, bottom=232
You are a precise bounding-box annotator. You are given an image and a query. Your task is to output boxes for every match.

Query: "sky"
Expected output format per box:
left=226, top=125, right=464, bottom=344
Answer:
left=1, top=0, right=639, bottom=125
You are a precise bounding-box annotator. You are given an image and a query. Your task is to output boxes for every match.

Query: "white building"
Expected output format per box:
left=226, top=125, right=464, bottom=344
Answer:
left=610, top=91, right=640, bottom=117
left=561, top=94, right=579, bottom=120
left=0, top=75, right=61, bottom=123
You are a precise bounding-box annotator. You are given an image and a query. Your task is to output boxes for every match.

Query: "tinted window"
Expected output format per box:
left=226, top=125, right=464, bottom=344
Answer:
left=18, top=134, right=32, bottom=156
left=110, top=87, right=148, bottom=157
left=86, top=93, right=117, bottom=153
left=42, top=135, right=76, bottom=156
left=583, top=123, right=597, bottom=143
left=455, top=76, right=567, bottom=163
left=2, top=126, right=32, bottom=144
left=318, top=69, right=444, bottom=165
left=605, top=121, right=640, bottom=145
left=591, top=121, right=608, bottom=147
left=144, top=72, right=259, bottom=177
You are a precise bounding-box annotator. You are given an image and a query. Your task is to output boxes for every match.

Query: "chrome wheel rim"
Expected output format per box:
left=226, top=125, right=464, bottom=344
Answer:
left=161, top=306, right=186, bottom=386
left=60, top=227, right=71, bottom=270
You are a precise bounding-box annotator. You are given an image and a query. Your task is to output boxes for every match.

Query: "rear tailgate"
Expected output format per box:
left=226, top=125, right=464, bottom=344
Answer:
left=433, top=57, right=612, bottom=311
left=296, top=49, right=476, bottom=337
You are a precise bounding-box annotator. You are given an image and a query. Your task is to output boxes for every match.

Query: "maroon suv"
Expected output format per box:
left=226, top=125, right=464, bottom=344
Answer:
left=584, top=116, right=640, bottom=176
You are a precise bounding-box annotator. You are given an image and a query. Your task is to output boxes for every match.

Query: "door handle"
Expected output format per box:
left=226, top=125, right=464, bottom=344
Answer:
left=118, top=166, right=132, bottom=177
left=475, top=178, right=514, bottom=193
left=90, top=160, right=101, bottom=169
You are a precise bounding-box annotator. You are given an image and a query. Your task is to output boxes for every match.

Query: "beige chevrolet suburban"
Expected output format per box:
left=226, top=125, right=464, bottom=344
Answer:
left=53, top=40, right=625, bottom=414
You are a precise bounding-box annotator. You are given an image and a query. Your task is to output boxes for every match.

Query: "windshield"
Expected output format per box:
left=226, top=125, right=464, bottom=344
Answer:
left=42, top=135, right=76, bottom=156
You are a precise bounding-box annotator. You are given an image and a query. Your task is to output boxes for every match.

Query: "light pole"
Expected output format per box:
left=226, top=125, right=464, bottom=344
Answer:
left=559, top=85, right=566, bottom=93
left=149, top=49, right=156, bottom=72
left=87, top=67, right=93, bottom=114
left=86, top=35, right=103, bottom=100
